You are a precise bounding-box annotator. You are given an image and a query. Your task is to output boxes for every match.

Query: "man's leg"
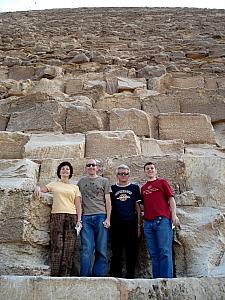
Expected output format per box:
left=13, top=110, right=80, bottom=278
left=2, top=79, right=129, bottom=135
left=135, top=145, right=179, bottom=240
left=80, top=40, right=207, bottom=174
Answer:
left=156, top=217, right=173, bottom=278
left=80, top=215, right=94, bottom=276
left=124, top=219, right=138, bottom=279
left=110, top=219, right=124, bottom=277
left=92, top=214, right=108, bottom=276
left=144, top=220, right=159, bottom=278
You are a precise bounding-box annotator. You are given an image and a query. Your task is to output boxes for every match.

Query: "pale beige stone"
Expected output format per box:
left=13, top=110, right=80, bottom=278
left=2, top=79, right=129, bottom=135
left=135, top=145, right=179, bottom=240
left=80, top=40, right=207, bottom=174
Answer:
left=27, top=78, right=64, bottom=96
left=184, top=154, right=225, bottom=207
left=1, top=276, right=225, bottom=300
left=110, top=108, right=152, bottom=137
left=0, top=66, right=8, bottom=80
left=175, top=191, right=198, bottom=206
left=8, top=66, right=35, bottom=80
left=117, top=77, right=146, bottom=91
left=94, top=92, right=141, bottom=110
left=65, top=106, right=104, bottom=133
left=85, top=130, right=141, bottom=159
left=217, top=77, right=225, bottom=89
left=35, top=65, right=63, bottom=80
left=8, top=80, right=34, bottom=97
left=141, top=138, right=184, bottom=156
left=65, top=78, right=84, bottom=94
left=24, top=133, right=85, bottom=159
left=0, top=131, right=30, bottom=159
left=159, top=113, right=217, bottom=144
left=142, top=93, right=180, bottom=115
left=171, top=76, right=204, bottom=89
left=0, top=114, right=9, bottom=130
left=7, top=101, right=66, bottom=133
left=0, top=159, right=39, bottom=191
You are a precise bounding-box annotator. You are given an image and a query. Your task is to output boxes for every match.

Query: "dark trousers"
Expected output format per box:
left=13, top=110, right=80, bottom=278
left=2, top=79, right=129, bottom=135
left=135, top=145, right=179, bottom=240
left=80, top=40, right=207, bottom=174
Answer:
left=110, top=218, right=138, bottom=279
left=50, top=213, right=77, bottom=276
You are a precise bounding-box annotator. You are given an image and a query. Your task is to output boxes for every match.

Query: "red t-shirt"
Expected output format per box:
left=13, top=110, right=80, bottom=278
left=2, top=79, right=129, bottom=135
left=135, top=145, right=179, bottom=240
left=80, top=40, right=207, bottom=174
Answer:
left=141, top=178, right=173, bottom=221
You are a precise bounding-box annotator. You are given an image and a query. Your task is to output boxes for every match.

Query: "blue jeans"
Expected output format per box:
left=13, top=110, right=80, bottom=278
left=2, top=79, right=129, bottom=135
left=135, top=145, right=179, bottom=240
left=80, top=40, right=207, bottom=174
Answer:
left=80, top=213, right=108, bottom=276
left=144, top=217, right=173, bottom=278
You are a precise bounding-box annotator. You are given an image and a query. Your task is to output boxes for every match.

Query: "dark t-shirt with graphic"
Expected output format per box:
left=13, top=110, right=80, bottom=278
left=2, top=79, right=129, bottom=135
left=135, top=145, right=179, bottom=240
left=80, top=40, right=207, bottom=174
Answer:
left=111, top=183, right=141, bottom=221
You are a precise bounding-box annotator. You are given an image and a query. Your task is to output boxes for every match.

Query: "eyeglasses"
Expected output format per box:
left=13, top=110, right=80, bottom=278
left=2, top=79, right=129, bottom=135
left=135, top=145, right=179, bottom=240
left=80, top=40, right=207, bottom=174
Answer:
left=86, top=163, right=97, bottom=167
left=117, top=172, right=129, bottom=176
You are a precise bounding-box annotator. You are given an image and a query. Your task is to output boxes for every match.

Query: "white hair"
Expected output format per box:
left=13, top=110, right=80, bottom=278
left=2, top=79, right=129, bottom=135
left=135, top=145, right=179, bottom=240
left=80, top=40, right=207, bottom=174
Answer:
left=116, top=164, right=130, bottom=173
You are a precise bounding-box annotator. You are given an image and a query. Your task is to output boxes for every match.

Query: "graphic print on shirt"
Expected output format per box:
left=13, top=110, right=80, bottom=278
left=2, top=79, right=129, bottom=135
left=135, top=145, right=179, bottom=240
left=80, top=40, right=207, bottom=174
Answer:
left=115, top=189, right=132, bottom=202
left=142, top=184, right=159, bottom=195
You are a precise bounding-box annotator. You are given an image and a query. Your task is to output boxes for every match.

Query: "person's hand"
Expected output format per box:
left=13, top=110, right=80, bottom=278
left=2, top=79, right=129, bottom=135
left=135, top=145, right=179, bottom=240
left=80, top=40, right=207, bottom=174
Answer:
left=34, top=186, right=42, bottom=198
left=172, top=215, right=180, bottom=227
left=103, top=218, right=110, bottom=229
left=76, top=220, right=83, bottom=229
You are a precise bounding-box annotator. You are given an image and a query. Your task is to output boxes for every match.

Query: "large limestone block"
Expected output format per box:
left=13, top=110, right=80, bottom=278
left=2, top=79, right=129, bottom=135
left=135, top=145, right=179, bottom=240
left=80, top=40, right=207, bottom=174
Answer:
left=85, top=130, right=141, bottom=159
left=141, top=138, right=184, bottom=156
left=175, top=207, right=225, bottom=277
left=171, top=76, right=204, bottom=89
left=24, top=133, right=85, bottom=159
left=104, top=155, right=187, bottom=193
left=180, top=95, right=225, bottom=123
left=65, top=106, right=104, bottom=133
left=117, top=77, right=146, bottom=91
left=0, top=66, right=8, bottom=80
left=8, top=66, right=35, bottom=80
left=8, top=80, right=34, bottom=97
left=38, top=158, right=87, bottom=185
left=110, top=108, right=152, bottom=137
left=0, top=131, right=30, bottom=159
left=65, top=78, right=84, bottom=94
left=0, top=159, right=39, bottom=191
left=7, top=101, right=66, bottom=133
left=159, top=113, right=217, bottom=144
left=2, top=276, right=225, bottom=299
left=142, top=94, right=180, bottom=115
left=184, top=154, right=225, bottom=207
left=94, top=92, right=141, bottom=110
left=27, top=78, right=64, bottom=97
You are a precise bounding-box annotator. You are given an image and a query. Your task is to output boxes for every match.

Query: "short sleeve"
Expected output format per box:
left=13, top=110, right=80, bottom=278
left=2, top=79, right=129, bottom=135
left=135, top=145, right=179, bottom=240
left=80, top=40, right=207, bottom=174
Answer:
left=74, top=185, right=81, bottom=198
left=45, top=182, right=55, bottom=192
left=162, top=179, right=174, bottom=199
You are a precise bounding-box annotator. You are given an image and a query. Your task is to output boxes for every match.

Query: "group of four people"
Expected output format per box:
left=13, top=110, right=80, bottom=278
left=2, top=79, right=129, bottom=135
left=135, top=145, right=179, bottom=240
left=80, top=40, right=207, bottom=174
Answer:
left=34, top=158, right=179, bottom=279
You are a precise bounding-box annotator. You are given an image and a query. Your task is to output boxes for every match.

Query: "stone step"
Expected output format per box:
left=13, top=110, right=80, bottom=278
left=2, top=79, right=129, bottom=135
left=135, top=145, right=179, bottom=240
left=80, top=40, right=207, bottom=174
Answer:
left=0, top=276, right=225, bottom=300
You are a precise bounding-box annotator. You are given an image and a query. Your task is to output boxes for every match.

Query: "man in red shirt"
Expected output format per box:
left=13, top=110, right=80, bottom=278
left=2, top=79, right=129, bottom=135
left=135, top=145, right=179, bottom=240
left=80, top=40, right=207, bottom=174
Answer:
left=141, top=162, right=180, bottom=278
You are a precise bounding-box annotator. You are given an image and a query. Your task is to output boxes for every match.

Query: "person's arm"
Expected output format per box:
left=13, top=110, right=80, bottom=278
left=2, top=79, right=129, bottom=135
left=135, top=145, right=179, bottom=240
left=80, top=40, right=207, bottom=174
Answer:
left=34, top=185, right=48, bottom=198
left=104, top=193, right=111, bottom=228
left=135, top=201, right=142, bottom=238
left=169, top=196, right=180, bottom=226
left=75, top=196, right=82, bottom=225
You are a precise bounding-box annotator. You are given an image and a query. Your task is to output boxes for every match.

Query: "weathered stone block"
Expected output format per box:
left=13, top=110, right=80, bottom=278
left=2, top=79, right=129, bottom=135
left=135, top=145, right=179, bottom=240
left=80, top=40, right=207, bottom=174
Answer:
left=8, top=66, right=35, bottom=80
left=7, top=101, right=66, bottom=133
left=65, top=106, right=104, bottom=133
left=65, top=78, right=84, bottom=94
left=141, top=138, right=184, bottom=156
left=24, top=133, right=85, bottom=159
left=142, top=94, right=180, bottom=115
left=0, top=114, right=9, bottom=130
left=110, top=108, right=152, bottom=137
left=94, top=93, right=141, bottom=110
left=159, top=113, right=217, bottom=144
left=117, top=77, right=146, bottom=91
left=171, top=76, right=204, bottom=89
left=27, top=78, right=64, bottom=96
left=0, top=159, right=39, bottom=191
left=0, top=131, right=30, bottom=159
left=85, top=130, right=141, bottom=159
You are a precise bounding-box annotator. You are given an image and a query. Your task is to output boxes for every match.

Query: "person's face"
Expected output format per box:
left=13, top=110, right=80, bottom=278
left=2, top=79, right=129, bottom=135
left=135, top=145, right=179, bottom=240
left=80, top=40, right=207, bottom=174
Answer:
left=60, top=165, right=70, bottom=178
left=86, top=159, right=98, bottom=176
left=117, top=168, right=130, bottom=184
left=144, top=164, right=157, bottom=179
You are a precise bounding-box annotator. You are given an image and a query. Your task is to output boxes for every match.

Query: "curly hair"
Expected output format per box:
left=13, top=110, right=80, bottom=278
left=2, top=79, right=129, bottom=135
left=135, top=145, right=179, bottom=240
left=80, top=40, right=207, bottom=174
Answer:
left=57, top=161, right=73, bottom=179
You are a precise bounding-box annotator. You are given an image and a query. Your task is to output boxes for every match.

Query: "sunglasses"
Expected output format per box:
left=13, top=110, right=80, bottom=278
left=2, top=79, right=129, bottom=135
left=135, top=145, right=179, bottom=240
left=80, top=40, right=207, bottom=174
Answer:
left=86, top=163, right=97, bottom=167
left=117, top=172, right=129, bottom=176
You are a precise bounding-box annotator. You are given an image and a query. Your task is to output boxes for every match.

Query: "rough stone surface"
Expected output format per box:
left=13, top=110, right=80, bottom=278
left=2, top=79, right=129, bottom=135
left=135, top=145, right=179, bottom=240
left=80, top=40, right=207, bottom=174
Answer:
left=85, top=130, right=141, bottom=159
left=110, top=108, right=152, bottom=137
left=24, top=133, right=85, bottom=159
left=141, top=138, right=184, bottom=156
left=0, top=131, right=30, bottom=159
left=159, top=113, right=217, bottom=144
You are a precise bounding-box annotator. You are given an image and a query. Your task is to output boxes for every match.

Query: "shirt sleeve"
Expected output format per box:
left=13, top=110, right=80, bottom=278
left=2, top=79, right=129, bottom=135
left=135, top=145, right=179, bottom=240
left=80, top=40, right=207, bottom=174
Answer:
left=104, top=178, right=111, bottom=194
left=45, top=182, right=54, bottom=192
left=162, top=179, right=174, bottom=199
left=74, top=185, right=81, bottom=197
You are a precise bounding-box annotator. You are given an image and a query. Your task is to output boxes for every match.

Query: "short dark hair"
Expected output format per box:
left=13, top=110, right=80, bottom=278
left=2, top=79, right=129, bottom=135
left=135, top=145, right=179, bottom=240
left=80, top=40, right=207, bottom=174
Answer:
left=57, top=161, right=73, bottom=179
left=144, top=162, right=155, bottom=170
